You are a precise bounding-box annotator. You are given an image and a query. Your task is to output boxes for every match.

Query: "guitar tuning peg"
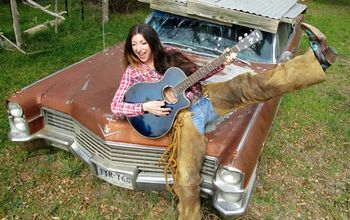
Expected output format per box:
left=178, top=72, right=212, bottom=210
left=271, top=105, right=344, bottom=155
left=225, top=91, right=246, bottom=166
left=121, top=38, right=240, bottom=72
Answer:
left=244, top=33, right=248, bottom=37
left=238, top=36, right=243, bottom=40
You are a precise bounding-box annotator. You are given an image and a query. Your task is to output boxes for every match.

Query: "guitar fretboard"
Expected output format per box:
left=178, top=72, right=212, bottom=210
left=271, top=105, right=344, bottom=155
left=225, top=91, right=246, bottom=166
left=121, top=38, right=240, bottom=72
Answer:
left=172, top=46, right=237, bottom=96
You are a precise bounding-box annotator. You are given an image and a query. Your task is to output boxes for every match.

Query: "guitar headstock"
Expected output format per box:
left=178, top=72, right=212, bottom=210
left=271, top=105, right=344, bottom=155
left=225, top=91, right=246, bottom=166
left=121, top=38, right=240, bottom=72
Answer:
left=231, top=30, right=263, bottom=53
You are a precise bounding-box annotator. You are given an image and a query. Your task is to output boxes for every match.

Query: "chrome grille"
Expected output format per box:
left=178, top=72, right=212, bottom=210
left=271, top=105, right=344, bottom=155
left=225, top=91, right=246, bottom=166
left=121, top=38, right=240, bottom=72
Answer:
left=43, top=109, right=74, bottom=134
left=42, top=108, right=217, bottom=176
left=76, top=127, right=110, bottom=160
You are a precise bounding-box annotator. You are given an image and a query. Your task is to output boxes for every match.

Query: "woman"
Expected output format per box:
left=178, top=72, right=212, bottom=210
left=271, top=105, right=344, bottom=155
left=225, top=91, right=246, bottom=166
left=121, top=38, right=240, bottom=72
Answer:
left=110, top=23, right=238, bottom=219
left=111, top=23, right=236, bottom=134
left=111, top=23, right=331, bottom=220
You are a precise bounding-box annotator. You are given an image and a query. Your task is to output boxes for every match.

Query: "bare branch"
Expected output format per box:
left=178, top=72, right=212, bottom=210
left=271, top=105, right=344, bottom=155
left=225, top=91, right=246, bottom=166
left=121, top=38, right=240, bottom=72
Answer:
left=25, top=0, right=66, bottom=20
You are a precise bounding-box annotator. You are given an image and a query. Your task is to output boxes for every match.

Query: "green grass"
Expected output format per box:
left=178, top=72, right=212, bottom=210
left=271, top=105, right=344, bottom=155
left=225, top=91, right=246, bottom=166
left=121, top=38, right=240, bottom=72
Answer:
left=248, top=1, right=350, bottom=218
left=1, top=0, right=350, bottom=219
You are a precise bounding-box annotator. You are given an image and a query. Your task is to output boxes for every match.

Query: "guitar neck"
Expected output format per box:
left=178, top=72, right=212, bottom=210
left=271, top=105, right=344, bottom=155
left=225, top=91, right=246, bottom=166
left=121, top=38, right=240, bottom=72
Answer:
left=172, top=45, right=238, bottom=94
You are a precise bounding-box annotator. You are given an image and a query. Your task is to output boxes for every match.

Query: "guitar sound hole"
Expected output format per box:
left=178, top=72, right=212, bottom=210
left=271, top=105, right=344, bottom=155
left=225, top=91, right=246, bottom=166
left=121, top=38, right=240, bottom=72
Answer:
left=163, top=86, right=177, bottom=104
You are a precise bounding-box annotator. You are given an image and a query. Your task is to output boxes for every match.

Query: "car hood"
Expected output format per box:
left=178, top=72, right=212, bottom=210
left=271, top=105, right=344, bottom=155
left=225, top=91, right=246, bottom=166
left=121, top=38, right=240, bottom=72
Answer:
left=40, top=44, right=126, bottom=141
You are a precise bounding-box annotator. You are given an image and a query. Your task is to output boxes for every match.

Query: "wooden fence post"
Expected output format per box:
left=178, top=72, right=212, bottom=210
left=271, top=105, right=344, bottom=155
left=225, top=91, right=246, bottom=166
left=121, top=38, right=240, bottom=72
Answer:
left=65, top=0, right=68, bottom=16
left=10, top=0, right=23, bottom=47
left=55, top=0, right=58, bottom=33
left=102, top=0, right=109, bottom=23
left=81, top=0, right=84, bottom=21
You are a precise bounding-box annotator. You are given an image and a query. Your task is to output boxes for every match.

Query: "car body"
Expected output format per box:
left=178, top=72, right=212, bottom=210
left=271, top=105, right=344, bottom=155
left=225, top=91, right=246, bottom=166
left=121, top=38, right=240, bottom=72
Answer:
left=6, top=0, right=323, bottom=218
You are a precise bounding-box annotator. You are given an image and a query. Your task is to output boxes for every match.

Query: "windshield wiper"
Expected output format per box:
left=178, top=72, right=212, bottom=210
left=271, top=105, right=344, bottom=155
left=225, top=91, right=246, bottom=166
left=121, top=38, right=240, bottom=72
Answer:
left=193, top=45, right=222, bottom=55
left=162, top=42, right=222, bottom=55
left=162, top=42, right=198, bottom=50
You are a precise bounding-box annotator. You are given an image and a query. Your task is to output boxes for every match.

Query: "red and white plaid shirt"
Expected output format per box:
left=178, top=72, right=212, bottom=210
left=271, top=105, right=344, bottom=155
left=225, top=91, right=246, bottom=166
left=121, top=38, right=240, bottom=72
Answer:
left=111, top=52, right=224, bottom=118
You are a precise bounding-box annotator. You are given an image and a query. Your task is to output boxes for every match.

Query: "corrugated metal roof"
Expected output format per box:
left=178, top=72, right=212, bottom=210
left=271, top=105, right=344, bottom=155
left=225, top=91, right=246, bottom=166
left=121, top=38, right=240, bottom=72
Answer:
left=187, top=0, right=302, bottom=20
left=283, top=3, right=307, bottom=19
left=145, top=0, right=307, bottom=20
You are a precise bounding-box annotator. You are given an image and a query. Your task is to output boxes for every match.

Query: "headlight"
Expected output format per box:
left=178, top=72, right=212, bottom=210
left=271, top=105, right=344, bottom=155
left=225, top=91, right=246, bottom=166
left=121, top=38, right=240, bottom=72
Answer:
left=8, top=102, right=23, bottom=117
left=218, top=167, right=242, bottom=185
left=219, top=191, right=243, bottom=203
left=13, top=118, right=28, bottom=132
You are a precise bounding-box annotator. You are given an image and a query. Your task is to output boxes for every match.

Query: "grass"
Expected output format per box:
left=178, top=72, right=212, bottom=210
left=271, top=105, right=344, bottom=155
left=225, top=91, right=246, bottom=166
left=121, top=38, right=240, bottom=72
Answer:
left=247, top=1, right=350, bottom=218
left=1, top=0, right=349, bottom=219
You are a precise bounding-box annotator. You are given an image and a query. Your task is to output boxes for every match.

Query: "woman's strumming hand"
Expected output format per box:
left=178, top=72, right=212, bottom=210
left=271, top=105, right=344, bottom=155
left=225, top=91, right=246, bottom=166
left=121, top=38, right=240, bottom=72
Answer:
left=142, top=101, right=171, bottom=116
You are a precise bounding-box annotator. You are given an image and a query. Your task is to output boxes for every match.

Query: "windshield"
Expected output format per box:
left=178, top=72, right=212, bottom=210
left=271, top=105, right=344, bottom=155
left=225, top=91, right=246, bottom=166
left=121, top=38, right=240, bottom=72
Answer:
left=146, top=11, right=274, bottom=63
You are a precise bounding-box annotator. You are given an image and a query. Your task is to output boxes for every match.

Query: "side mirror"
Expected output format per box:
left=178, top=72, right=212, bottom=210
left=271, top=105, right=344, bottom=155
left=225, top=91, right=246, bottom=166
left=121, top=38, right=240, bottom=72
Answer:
left=279, top=51, right=293, bottom=63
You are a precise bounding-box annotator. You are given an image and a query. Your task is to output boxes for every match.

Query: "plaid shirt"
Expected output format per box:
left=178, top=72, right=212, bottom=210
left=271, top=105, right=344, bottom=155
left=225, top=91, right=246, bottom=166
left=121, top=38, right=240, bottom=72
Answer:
left=111, top=53, right=224, bottom=118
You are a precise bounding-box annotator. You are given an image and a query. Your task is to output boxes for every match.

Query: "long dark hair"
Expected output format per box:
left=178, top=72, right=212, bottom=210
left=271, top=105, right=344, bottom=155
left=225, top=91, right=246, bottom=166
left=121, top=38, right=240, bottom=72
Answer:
left=124, top=23, right=198, bottom=76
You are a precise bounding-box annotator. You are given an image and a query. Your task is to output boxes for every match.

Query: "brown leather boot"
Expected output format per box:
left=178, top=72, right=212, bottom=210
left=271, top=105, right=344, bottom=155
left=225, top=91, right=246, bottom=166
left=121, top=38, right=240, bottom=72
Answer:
left=302, top=22, right=337, bottom=70
left=174, top=111, right=207, bottom=220
left=207, top=49, right=326, bottom=116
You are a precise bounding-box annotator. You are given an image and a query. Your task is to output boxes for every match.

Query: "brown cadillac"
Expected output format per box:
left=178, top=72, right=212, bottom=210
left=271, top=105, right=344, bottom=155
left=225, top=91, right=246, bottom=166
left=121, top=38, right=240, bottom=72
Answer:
left=6, top=0, right=328, bottom=218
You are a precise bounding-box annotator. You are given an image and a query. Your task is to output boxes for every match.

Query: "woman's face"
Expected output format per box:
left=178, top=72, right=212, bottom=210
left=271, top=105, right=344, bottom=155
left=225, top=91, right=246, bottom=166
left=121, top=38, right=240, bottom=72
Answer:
left=131, top=33, right=153, bottom=65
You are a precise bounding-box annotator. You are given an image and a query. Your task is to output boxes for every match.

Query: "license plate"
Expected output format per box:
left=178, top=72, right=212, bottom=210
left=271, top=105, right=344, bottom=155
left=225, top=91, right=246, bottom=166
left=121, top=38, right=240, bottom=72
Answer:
left=96, top=165, right=133, bottom=189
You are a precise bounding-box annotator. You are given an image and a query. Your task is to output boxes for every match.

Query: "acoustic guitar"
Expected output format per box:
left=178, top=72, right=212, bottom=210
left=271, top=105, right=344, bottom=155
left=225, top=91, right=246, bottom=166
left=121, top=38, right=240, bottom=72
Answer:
left=124, top=30, right=263, bottom=138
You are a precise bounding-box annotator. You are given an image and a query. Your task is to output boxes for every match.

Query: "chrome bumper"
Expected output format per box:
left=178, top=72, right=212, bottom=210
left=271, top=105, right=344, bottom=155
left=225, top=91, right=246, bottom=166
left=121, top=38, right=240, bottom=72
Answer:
left=213, top=166, right=257, bottom=217
left=8, top=126, right=215, bottom=193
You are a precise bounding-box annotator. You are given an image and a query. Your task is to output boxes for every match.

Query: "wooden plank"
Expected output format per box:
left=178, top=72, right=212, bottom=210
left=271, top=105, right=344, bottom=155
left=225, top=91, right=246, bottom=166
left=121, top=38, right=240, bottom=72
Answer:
left=150, top=0, right=231, bottom=26
left=150, top=0, right=187, bottom=17
left=24, top=19, right=64, bottom=35
left=187, top=0, right=279, bottom=33
left=0, top=32, right=26, bottom=54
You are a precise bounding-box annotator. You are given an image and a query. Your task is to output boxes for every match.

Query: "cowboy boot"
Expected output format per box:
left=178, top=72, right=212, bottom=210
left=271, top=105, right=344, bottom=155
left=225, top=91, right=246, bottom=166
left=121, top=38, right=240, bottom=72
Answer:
left=207, top=49, right=326, bottom=116
left=302, top=22, right=337, bottom=70
left=174, top=111, right=207, bottom=220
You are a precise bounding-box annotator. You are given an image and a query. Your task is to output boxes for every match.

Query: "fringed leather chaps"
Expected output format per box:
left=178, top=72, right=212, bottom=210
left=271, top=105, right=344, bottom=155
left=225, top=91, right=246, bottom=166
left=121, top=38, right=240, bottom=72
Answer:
left=207, top=49, right=326, bottom=116
left=165, top=49, right=326, bottom=220
left=173, top=111, right=207, bottom=220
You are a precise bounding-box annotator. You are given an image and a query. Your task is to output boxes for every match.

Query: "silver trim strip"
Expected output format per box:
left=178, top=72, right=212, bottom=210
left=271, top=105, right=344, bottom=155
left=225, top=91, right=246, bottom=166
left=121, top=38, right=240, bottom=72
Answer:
left=236, top=103, right=263, bottom=152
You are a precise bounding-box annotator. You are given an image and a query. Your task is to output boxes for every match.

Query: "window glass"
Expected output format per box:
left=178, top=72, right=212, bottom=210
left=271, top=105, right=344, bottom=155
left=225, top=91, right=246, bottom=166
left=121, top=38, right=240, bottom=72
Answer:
left=276, top=22, right=293, bottom=56
left=147, top=11, right=274, bottom=63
